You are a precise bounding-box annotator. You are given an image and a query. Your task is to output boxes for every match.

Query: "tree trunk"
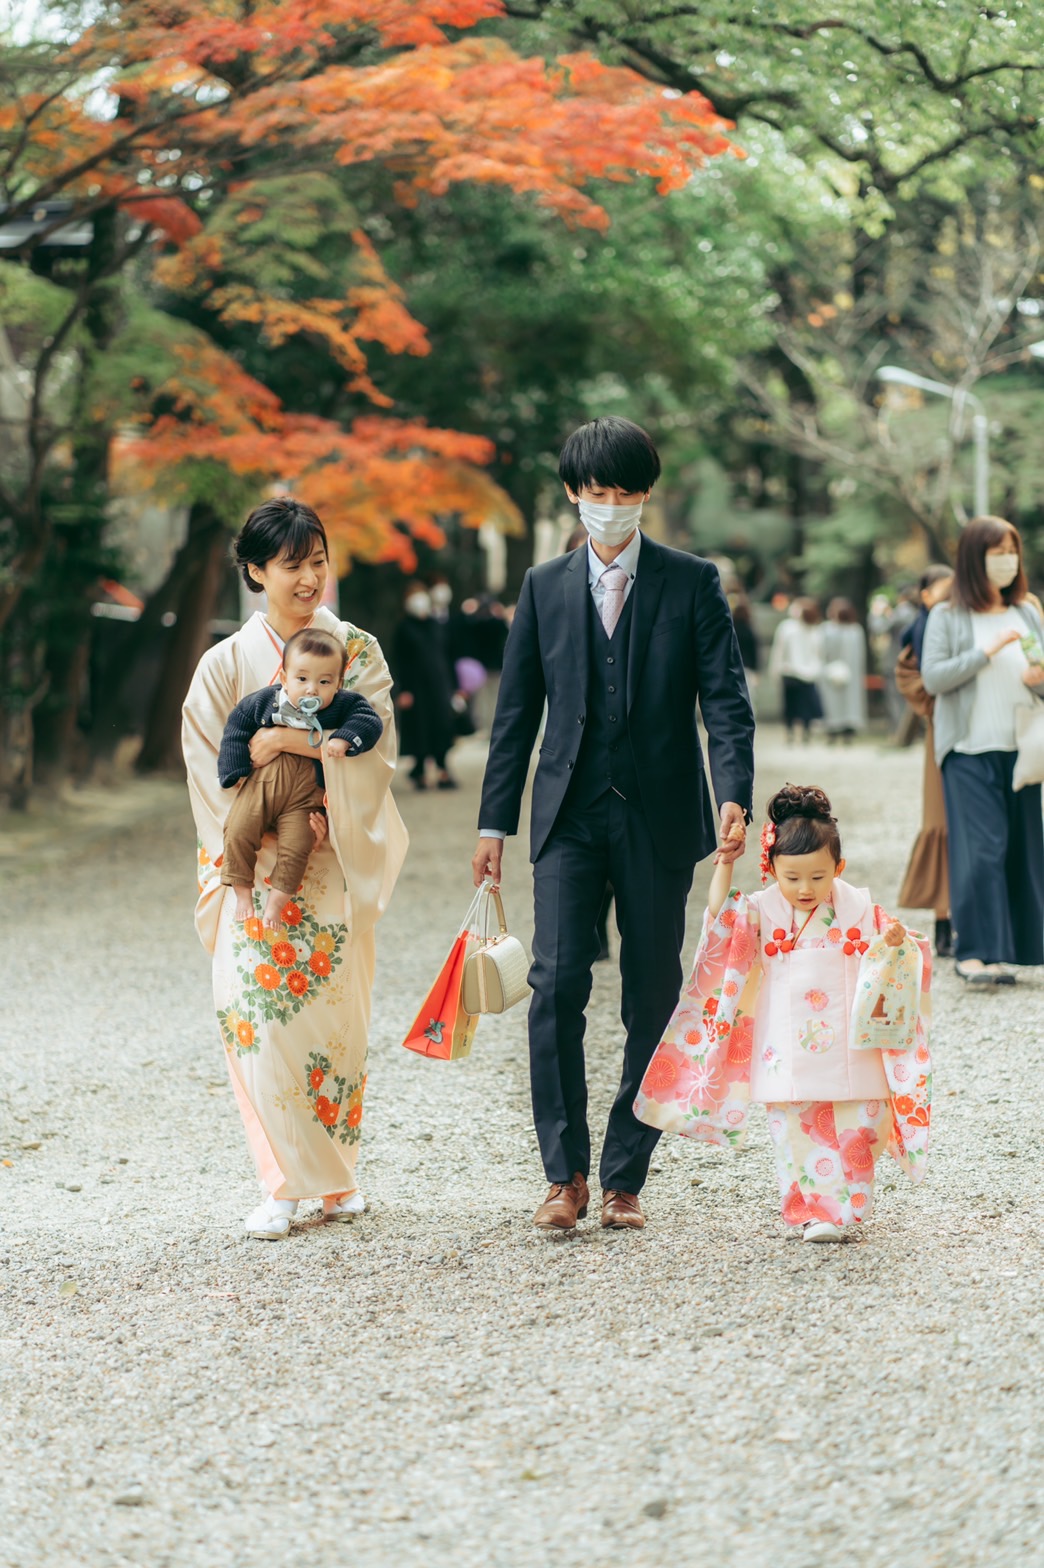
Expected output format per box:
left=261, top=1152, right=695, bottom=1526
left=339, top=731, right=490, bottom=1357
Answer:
left=136, top=503, right=228, bottom=773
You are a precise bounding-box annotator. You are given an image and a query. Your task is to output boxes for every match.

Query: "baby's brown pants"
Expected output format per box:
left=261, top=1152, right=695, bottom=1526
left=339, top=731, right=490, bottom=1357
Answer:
left=221, top=754, right=326, bottom=896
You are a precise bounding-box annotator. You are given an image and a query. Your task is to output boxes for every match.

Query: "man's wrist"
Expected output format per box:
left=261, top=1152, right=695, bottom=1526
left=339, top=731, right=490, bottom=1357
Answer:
left=478, top=829, right=506, bottom=840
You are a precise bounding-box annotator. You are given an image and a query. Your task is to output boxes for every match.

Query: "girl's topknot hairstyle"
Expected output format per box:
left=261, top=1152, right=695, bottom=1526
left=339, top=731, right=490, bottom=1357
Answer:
left=765, top=783, right=842, bottom=865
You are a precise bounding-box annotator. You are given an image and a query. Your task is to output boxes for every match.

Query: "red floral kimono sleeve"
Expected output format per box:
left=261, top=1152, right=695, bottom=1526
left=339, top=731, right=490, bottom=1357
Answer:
left=634, top=890, right=762, bottom=1148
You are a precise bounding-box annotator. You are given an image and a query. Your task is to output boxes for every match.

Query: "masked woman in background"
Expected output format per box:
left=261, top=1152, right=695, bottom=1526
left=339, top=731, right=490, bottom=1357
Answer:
left=921, top=518, right=1044, bottom=985
left=393, top=582, right=459, bottom=790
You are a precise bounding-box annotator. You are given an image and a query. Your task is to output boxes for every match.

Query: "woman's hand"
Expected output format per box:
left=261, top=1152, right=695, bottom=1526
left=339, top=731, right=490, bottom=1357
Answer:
left=310, top=811, right=328, bottom=850
left=986, top=628, right=1022, bottom=658
left=249, top=728, right=286, bottom=768
left=1023, top=664, right=1044, bottom=687
left=884, top=920, right=906, bottom=948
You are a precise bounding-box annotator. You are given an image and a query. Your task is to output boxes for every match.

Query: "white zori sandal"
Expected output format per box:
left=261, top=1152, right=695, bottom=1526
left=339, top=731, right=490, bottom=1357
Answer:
left=322, top=1192, right=366, bottom=1223
left=244, top=1195, right=299, bottom=1240
left=803, top=1220, right=846, bottom=1243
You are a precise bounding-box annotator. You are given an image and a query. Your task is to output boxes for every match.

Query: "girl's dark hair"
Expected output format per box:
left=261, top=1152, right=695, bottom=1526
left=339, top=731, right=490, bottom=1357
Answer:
left=919, top=563, right=953, bottom=595
left=952, top=516, right=1027, bottom=612
left=234, top=497, right=328, bottom=593
left=827, top=597, right=857, bottom=624
left=767, top=784, right=842, bottom=864
left=282, top=627, right=347, bottom=677
left=558, top=417, right=661, bottom=495
left=798, top=597, right=822, bottom=626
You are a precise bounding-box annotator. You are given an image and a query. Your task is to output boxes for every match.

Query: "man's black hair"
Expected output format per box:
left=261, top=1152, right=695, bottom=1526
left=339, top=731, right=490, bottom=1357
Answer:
left=558, top=417, right=661, bottom=495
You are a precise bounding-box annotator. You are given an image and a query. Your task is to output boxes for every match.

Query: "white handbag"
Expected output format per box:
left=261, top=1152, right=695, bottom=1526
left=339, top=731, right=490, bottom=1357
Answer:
left=1013, top=698, right=1044, bottom=791
left=461, top=882, right=531, bottom=1015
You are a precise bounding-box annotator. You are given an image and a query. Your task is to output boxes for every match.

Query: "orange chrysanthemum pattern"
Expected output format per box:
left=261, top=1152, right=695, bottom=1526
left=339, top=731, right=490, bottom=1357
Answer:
left=305, top=1052, right=366, bottom=1146
left=230, top=896, right=345, bottom=1026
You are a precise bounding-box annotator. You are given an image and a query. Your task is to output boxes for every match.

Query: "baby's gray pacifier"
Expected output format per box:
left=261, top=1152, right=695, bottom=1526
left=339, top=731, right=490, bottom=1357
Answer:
left=297, top=696, right=321, bottom=716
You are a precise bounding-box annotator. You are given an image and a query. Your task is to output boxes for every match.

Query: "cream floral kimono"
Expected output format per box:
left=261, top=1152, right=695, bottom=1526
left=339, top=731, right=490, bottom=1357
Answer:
left=635, top=879, right=932, bottom=1189
left=182, top=608, right=408, bottom=1201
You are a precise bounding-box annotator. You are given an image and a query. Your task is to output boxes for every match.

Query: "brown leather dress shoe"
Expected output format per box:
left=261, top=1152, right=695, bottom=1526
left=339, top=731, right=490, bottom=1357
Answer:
left=601, top=1190, right=645, bottom=1229
left=533, top=1173, right=590, bottom=1229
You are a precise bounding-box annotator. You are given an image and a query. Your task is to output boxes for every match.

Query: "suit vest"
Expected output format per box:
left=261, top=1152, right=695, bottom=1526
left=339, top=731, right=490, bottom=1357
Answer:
left=567, top=587, right=639, bottom=809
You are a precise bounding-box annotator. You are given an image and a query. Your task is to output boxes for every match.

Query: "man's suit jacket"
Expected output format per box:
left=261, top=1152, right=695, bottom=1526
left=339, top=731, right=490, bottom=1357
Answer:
left=479, top=534, right=756, bottom=870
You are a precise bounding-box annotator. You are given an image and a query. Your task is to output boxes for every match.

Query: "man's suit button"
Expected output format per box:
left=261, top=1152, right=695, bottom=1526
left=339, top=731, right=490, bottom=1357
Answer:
left=577, top=715, right=584, bottom=724
left=608, top=685, right=616, bottom=693
left=608, top=715, right=617, bottom=723
left=567, top=761, right=574, bottom=769
left=606, top=656, right=615, bottom=665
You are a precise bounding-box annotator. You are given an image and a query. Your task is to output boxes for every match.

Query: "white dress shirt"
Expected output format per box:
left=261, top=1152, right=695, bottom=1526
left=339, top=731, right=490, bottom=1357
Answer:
left=480, top=530, right=642, bottom=838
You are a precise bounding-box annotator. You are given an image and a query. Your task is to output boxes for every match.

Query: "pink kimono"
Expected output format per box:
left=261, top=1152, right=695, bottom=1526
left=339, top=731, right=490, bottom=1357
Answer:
left=634, top=878, right=932, bottom=1229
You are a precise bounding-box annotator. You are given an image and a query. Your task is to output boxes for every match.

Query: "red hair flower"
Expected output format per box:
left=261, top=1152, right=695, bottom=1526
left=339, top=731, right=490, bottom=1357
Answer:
left=759, top=821, right=776, bottom=884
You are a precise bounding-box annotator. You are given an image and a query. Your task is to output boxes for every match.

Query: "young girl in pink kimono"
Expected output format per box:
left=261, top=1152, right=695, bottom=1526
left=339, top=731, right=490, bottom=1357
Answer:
left=635, top=785, right=932, bottom=1242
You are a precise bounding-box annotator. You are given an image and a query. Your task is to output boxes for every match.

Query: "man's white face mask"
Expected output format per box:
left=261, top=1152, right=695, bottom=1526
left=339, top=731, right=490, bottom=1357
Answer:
left=405, top=592, right=431, bottom=618
left=577, top=498, right=643, bottom=546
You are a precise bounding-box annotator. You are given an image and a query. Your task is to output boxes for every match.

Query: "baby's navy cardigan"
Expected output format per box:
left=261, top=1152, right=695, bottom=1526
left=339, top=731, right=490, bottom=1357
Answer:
left=218, top=686, right=383, bottom=789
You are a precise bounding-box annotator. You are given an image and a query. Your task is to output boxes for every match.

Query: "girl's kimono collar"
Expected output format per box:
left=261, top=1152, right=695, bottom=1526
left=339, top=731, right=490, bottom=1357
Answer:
left=758, top=877, right=873, bottom=937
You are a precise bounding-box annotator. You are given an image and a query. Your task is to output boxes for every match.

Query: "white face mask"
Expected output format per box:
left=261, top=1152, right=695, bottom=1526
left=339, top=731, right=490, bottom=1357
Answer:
left=985, top=552, right=1019, bottom=589
left=576, top=498, right=643, bottom=546
left=430, top=583, right=453, bottom=610
left=405, top=592, right=431, bottom=618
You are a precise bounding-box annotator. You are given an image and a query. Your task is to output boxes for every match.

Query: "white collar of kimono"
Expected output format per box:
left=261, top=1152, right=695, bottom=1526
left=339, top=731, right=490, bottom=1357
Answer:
left=759, top=876, right=873, bottom=937
left=246, top=607, right=337, bottom=681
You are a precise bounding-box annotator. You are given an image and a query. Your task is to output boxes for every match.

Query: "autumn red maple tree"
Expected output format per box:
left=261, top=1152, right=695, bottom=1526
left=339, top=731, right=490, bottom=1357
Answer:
left=4, top=0, right=734, bottom=568
left=0, top=0, right=734, bottom=789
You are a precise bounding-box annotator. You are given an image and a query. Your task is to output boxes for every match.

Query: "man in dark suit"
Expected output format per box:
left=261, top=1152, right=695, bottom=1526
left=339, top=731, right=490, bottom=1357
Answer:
left=473, top=417, right=755, bottom=1231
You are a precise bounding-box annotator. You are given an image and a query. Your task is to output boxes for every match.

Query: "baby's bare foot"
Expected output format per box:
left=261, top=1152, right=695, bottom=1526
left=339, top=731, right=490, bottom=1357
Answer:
left=233, top=886, right=255, bottom=922
left=263, top=887, right=292, bottom=930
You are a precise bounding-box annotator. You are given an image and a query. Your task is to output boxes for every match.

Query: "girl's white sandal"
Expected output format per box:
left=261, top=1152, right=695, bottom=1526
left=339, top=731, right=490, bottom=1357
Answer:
left=803, top=1220, right=845, bottom=1243
left=244, top=1196, right=298, bottom=1240
left=322, top=1192, right=366, bottom=1223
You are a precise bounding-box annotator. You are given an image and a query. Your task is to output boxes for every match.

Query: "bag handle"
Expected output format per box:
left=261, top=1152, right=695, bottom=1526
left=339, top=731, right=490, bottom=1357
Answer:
left=478, top=879, right=509, bottom=941
left=458, top=882, right=486, bottom=937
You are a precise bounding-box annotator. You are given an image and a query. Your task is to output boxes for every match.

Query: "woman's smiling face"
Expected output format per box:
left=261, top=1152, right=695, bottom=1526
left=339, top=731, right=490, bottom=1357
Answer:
left=250, top=538, right=329, bottom=622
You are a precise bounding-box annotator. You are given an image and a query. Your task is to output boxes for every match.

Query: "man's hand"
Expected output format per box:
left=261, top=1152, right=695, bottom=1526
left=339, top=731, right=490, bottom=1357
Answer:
left=396, top=691, right=415, bottom=710
left=326, top=736, right=349, bottom=758
left=472, top=836, right=504, bottom=889
left=249, top=728, right=285, bottom=768
left=717, top=803, right=748, bottom=864
left=1023, top=664, right=1044, bottom=687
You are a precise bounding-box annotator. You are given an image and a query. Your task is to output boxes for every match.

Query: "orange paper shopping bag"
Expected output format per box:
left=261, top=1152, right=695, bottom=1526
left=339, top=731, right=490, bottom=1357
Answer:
left=402, top=886, right=484, bottom=1060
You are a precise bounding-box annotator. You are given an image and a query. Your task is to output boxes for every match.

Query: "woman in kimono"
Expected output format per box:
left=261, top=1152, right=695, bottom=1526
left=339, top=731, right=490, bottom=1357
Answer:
left=182, top=498, right=408, bottom=1239
left=636, top=785, right=931, bottom=1242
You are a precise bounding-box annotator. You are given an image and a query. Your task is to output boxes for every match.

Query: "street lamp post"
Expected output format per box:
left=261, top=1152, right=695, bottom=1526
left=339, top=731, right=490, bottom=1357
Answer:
left=875, top=366, right=989, bottom=518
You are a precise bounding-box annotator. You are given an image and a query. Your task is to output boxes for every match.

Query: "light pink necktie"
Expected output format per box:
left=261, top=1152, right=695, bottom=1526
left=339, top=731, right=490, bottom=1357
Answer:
left=600, top=564, right=627, bottom=637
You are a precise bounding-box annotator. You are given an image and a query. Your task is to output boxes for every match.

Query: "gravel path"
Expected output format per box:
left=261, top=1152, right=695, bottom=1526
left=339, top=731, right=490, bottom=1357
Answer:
left=2, top=729, right=1042, bottom=1568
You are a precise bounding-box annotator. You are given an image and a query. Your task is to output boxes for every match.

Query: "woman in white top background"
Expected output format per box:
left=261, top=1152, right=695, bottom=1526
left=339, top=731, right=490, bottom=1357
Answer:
left=769, top=597, right=824, bottom=744
left=921, top=517, right=1044, bottom=985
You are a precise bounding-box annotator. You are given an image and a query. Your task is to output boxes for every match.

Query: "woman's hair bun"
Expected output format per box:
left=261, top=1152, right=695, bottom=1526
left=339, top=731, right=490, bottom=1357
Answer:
left=767, top=783, right=834, bottom=826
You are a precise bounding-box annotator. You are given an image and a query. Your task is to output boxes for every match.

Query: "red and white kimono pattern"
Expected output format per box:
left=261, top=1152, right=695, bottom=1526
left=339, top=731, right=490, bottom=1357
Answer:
left=634, top=879, right=932, bottom=1224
